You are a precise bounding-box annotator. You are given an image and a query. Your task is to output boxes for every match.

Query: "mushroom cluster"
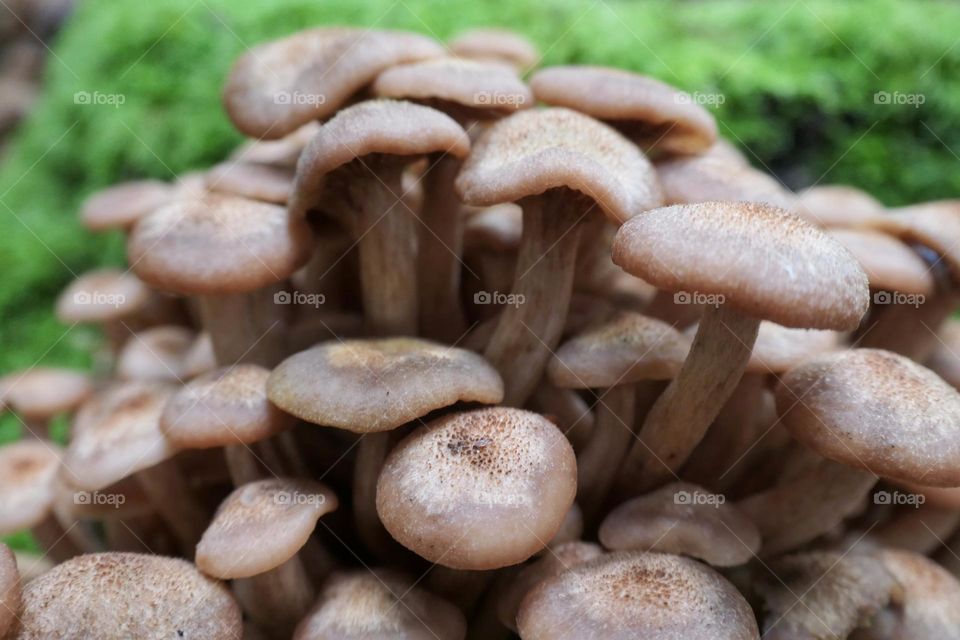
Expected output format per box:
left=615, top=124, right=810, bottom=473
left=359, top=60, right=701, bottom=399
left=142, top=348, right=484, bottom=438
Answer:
left=3, top=24, right=960, bottom=640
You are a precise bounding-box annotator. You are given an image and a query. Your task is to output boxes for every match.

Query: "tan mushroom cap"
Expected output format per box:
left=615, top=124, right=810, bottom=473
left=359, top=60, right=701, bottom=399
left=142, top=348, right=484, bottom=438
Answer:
left=760, top=551, right=895, bottom=640
left=206, top=161, right=295, bottom=204
left=455, top=107, right=662, bottom=225
left=62, top=381, right=176, bottom=491
left=795, top=184, right=886, bottom=228
left=828, top=228, right=934, bottom=296
left=447, top=28, right=539, bottom=71
left=267, top=338, right=503, bottom=433
left=196, top=478, right=337, bottom=579
left=874, top=549, right=960, bottom=637
left=373, top=57, right=533, bottom=119
left=80, top=180, right=175, bottom=232
left=182, top=332, right=217, bottom=379
left=224, top=28, right=445, bottom=139
left=128, top=192, right=312, bottom=295
left=656, top=153, right=797, bottom=210
left=1, top=368, right=93, bottom=421
left=162, top=364, right=294, bottom=449
left=777, top=348, right=960, bottom=487
left=17, top=553, right=242, bottom=639
left=55, top=268, right=152, bottom=323
left=463, top=203, right=523, bottom=253
left=860, top=200, right=960, bottom=280
left=377, top=407, right=576, bottom=570
left=612, top=201, right=870, bottom=330
left=530, top=66, right=718, bottom=154
left=744, top=321, right=842, bottom=374
left=115, top=325, right=194, bottom=382
left=0, top=543, right=20, bottom=638
left=598, top=482, right=759, bottom=567
left=293, top=570, right=466, bottom=640
left=0, top=440, right=61, bottom=533
left=230, top=121, right=321, bottom=167
left=289, top=99, right=471, bottom=219
left=517, top=551, right=759, bottom=640
left=547, top=312, right=690, bottom=388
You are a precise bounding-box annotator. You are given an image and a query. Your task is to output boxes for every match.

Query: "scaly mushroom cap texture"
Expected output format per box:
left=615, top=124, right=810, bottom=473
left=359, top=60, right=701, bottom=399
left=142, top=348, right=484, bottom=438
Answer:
left=55, top=269, right=152, bottom=323
left=828, top=228, right=934, bottom=296
left=376, top=407, right=577, bottom=570
left=0, top=543, right=20, bottom=639
left=447, top=28, right=539, bottom=70
left=795, top=184, right=886, bottom=228
left=530, top=65, right=718, bottom=154
left=777, top=348, right=960, bottom=487
left=223, top=28, right=445, bottom=138
left=516, top=551, right=760, bottom=640
left=0, top=440, right=61, bottom=534
left=80, top=179, right=174, bottom=231
left=127, top=192, right=312, bottom=295
left=14, top=553, right=242, bottom=639
left=612, top=201, right=870, bottom=330
left=1, top=368, right=92, bottom=421
left=454, top=107, right=663, bottom=225
left=267, top=338, right=503, bottom=432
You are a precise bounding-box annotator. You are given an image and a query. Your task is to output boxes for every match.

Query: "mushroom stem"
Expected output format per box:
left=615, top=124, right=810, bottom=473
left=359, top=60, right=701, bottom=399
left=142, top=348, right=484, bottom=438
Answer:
left=19, top=418, right=49, bottom=440
left=233, top=555, right=316, bottom=639
left=531, top=383, right=593, bottom=453
left=224, top=444, right=262, bottom=485
left=135, top=458, right=209, bottom=557
left=353, top=432, right=395, bottom=556
left=576, top=384, right=635, bottom=524
left=858, top=289, right=959, bottom=361
left=617, top=305, right=760, bottom=492
left=198, top=287, right=287, bottom=367
left=301, top=222, right=354, bottom=310
left=484, top=193, right=583, bottom=406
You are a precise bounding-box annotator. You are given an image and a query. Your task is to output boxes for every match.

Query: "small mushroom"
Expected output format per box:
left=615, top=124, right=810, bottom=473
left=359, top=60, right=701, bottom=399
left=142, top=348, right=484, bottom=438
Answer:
left=795, top=184, right=886, bottom=228
left=828, top=228, right=934, bottom=298
left=55, top=268, right=154, bottom=350
left=447, top=28, right=539, bottom=71
left=229, top=121, right=321, bottom=168
left=80, top=180, right=175, bottom=233
left=1, top=367, right=92, bottom=439
left=206, top=161, right=296, bottom=204
left=0, top=543, right=20, bottom=638
left=655, top=152, right=797, bottom=210
left=115, top=325, right=194, bottom=382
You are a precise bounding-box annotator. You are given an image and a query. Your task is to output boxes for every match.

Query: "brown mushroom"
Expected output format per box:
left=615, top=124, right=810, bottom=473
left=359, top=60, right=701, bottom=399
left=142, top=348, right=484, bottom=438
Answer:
left=655, top=152, right=797, bottom=209
left=80, top=180, right=175, bottom=233
left=795, top=184, right=886, bottom=228
left=447, top=28, right=539, bottom=71
left=206, top=161, right=295, bottom=204
left=115, top=325, right=194, bottom=382
left=1, top=367, right=92, bottom=439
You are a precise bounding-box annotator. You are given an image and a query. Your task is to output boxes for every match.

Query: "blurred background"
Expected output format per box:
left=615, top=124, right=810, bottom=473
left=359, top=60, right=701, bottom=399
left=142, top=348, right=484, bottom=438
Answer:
left=1, top=0, right=958, bottom=441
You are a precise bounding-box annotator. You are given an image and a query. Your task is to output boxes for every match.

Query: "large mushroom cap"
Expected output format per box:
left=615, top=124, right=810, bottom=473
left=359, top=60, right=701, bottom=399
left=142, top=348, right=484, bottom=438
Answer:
left=0, top=440, right=61, bottom=534
left=517, top=551, right=759, bottom=640
left=795, top=184, right=886, bottom=228
left=223, top=28, right=445, bottom=138
left=0, top=543, right=20, bottom=638
left=127, top=193, right=312, bottom=295
left=1, top=368, right=93, bottom=422
left=547, top=311, right=690, bottom=388
left=530, top=65, right=718, bottom=154
left=860, top=200, right=960, bottom=281
left=55, top=269, right=152, bottom=323
left=16, top=552, right=242, bottom=639
left=376, top=407, right=576, bottom=570
left=447, top=28, right=539, bottom=71
left=777, top=348, right=960, bottom=486
left=828, top=227, right=934, bottom=296
left=267, top=338, right=503, bottom=432
left=455, top=107, right=663, bottom=225
left=293, top=569, right=466, bottom=640
left=612, top=201, right=870, bottom=330
left=196, top=478, right=337, bottom=579
left=80, top=180, right=175, bottom=232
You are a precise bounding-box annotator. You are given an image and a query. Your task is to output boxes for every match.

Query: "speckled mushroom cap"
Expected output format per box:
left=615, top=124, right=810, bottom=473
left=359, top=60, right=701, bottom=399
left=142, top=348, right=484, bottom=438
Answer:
left=16, top=553, right=242, bottom=639
left=760, top=551, right=895, bottom=640
left=1, top=368, right=93, bottom=422
left=860, top=200, right=960, bottom=280
left=776, top=348, right=960, bottom=487
left=115, top=325, right=194, bottom=382
left=530, top=66, right=718, bottom=155
left=206, top=161, right=295, bottom=204
left=223, top=28, right=445, bottom=139
left=795, top=184, right=886, bottom=228
left=447, top=28, right=539, bottom=71
left=376, top=407, right=576, bottom=570
left=874, top=549, right=960, bottom=637
left=517, top=551, right=759, bottom=640
left=463, top=203, right=523, bottom=253
left=612, top=201, right=870, bottom=330
left=196, top=478, right=337, bottom=579
left=744, top=321, right=842, bottom=374
left=127, top=193, right=312, bottom=295
left=828, top=228, right=934, bottom=296
left=598, top=482, right=759, bottom=567
left=289, top=99, right=471, bottom=219
left=62, top=381, right=176, bottom=491
left=0, top=440, right=61, bottom=534
left=455, top=108, right=662, bottom=225
left=55, top=269, right=152, bottom=323
left=547, top=312, right=690, bottom=388
left=0, top=543, right=20, bottom=638
left=267, top=338, right=503, bottom=433
left=293, top=569, right=466, bottom=640
left=162, top=365, right=295, bottom=449
left=656, top=153, right=796, bottom=210
left=80, top=180, right=175, bottom=232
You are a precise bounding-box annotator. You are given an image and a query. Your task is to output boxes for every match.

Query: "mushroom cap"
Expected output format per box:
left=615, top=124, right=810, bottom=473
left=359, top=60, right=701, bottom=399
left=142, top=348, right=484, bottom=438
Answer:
left=0, top=440, right=61, bottom=534
left=377, top=407, right=577, bottom=570
left=516, top=551, right=759, bottom=640
left=860, top=200, right=960, bottom=280
left=17, top=553, right=242, bottom=639
left=876, top=549, right=960, bottom=637
left=55, top=268, right=152, bottom=323
left=656, top=153, right=797, bottom=210
left=530, top=66, right=718, bottom=154
left=230, top=121, right=322, bottom=167
left=162, top=364, right=295, bottom=449
left=115, top=325, right=194, bottom=382
left=196, top=478, right=337, bottom=579
left=293, top=569, right=466, bottom=640
left=612, top=201, right=870, bottom=330
left=182, top=332, right=217, bottom=380
left=1, top=367, right=93, bottom=421
left=62, top=381, right=176, bottom=491
left=463, top=203, right=523, bottom=253
left=455, top=107, right=662, bottom=225
left=598, top=482, right=760, bottom=567
left=795, top=184, right=886, bottom=228
left=547, top=311, right=690, bottom=388
left=777, top=348, right=960, bottom=486
left=372, top=57, right=533, bottom=119
left=80, top=180, right=174, bottom=231
left=744, top=321, right=842, bottom=374
left=289, top=99, right=470, bottom=219
left=128, top=192, right=312, bottom=295
left=267, top=338, right=503, bottom=433
left=223, top=28, right=445, bottom=138
left=827, top=228, right=934, bottom=296
left=447, top=28, right=539, bottom=71
left=0, top=543, right=20, bottom=638
left=206, top=161, right=295, bottom=204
